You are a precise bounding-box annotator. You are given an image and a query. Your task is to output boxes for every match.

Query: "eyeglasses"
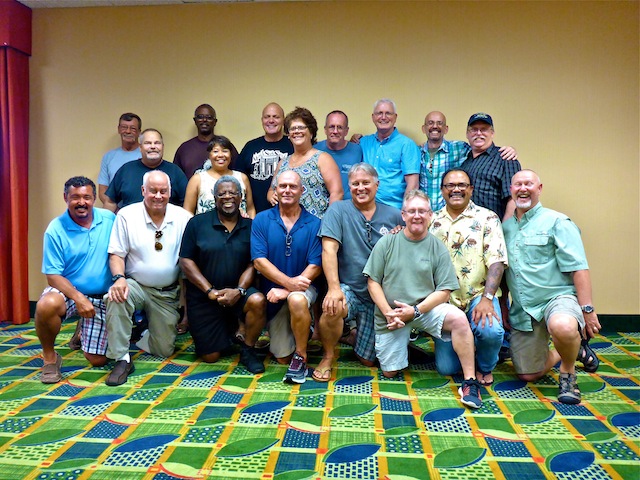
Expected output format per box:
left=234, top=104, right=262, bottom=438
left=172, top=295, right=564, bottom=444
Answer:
left=425, top=120, right=445, bottom=127
left=467, top=127, right=492, bottom=134
left=285, top=234, right=293, bottom=257
left=288, top=125, right=308, bottom=132
left=118, top=125, right=139, bottom=132
left=374, top=111, right=396, bottom=118
left=442, top=183, right=471, bottom=191
left=364, top=221, right=373, bottom=243
left=195, top=114, right=216, bottom=121
left=155, top=230, right=163, bottom=251
left=215, top=190, right=240, bottom=198
left=402, top=209, right=432, bottom=216
left=325, top=125, right=345, bottom=131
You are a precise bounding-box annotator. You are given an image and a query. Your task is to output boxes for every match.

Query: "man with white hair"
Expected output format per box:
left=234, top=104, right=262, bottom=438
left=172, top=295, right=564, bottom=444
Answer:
left=105, top=170, right=192, bottom=386
left=358, top=99, right=421, bottom=209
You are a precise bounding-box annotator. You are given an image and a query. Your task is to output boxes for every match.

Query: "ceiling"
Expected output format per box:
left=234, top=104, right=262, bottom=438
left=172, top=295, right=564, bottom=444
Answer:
left=17, top=0, right=306, bottom=8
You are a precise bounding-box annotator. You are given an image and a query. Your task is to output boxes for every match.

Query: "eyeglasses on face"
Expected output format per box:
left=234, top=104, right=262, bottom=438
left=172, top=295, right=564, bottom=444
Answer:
left=155, top=230, right=163, bottom=251
left=402, top=209, right=432, bottom=216
left=195, top=114, right=215, bottom=121
left=374, top=111, right=396, bottom=118
left=425, top=120, right=445, bottom=127
left=467, top=127, right=492, bottom=134
left=442, top=183, right=471, bottom=191
left=288, top=125, right=309, bottom=132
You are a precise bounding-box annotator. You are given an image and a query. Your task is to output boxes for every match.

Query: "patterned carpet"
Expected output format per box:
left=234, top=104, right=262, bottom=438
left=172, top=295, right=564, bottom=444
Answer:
left=0, top=321, right=638, bottom=480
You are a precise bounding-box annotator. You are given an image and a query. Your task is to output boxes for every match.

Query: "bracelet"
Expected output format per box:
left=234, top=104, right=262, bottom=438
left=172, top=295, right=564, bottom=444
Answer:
left=206, top=287, right=215, bottom=295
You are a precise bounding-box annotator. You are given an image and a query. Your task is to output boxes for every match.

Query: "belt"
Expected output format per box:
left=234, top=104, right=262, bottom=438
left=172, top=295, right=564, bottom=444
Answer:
left=156, top=282, right=179, bottom=292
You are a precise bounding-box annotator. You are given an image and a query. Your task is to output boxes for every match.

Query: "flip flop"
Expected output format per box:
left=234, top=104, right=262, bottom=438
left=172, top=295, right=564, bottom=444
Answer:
left=176, top=321, right=189, bottom=335
left=577, top=338, right=599, bottom=373
left=477, top=372, right=494, bottom=386
left=312, top=366, right=332, bottom=382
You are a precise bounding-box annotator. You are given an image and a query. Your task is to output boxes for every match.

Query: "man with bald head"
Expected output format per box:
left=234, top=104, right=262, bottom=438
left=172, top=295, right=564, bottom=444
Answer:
left=236, top=102, right=294, bottom=213
left=104, top=128, right=188, bottom=211
left=105, top=170, right=193, bottom=386
left=251, top=170, right=322, bottom=384
left=502, top=170, right=601, bottom=404
left=174, top=103, right=239, bottom=178
left=419, top=111, right=518, bottom=211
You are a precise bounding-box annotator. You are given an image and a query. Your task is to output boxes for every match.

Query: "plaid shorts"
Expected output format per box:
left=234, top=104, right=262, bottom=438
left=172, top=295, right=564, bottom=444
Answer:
left=41, top=287, right=108, bottom=356
left=342, top=284, right=376, bottom=362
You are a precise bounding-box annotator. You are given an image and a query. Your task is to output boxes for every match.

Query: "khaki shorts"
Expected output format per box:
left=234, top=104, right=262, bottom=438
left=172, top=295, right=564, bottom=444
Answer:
left=268, top=286, right=317, bottom=359
left=511, top=295, right=584, bottom=374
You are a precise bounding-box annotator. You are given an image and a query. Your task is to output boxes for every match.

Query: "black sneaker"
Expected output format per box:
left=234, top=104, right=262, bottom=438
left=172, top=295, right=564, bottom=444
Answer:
left=283, top=352, right=307, bottom=384
left=458, top=378, right=482, bottom=409
left=409, top=329, right=420, bottom=342
left=240, top=345, right=265, bottom=374
left=558, top=372, right=581, bottom=404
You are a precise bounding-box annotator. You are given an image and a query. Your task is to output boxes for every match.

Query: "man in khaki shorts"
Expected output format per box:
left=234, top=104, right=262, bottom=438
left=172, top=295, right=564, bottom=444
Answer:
left=502, top=170, right=601, bottom=404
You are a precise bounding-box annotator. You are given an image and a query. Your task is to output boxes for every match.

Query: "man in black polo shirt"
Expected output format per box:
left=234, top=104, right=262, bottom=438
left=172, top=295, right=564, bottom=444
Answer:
left=179, top=175, right=266, bottom=373
left=460, top=113, right=521, bottom=221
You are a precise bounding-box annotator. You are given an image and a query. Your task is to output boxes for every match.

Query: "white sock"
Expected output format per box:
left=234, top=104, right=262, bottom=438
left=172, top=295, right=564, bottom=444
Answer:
left=118, top=353, right=130, bottom=363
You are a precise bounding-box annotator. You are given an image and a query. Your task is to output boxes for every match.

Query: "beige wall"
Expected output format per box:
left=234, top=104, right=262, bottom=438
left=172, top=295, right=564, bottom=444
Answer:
left=28, top=1, right=639, bottom=314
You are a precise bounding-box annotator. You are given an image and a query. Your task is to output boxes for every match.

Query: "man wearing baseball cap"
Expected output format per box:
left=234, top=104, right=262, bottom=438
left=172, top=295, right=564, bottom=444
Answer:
left=460, top=113, right=521, bottom=221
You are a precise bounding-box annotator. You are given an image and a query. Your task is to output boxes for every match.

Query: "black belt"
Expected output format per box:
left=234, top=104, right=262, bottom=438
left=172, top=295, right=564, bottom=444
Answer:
left=156, top=282, right=179, bottom=292
left=86, top=293, right=106, bottom=299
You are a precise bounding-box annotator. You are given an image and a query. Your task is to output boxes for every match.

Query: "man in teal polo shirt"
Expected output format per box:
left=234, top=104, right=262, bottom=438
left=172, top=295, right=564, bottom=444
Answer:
left=503, top=170, right=601, bottom=404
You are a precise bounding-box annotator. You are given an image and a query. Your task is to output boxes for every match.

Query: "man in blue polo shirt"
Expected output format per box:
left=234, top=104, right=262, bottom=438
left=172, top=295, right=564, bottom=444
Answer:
left=251, top=170, right=322, bottom=384
left=36, top=176, right=115, bottom=383
left=359, top=99, right=421, bottom=209
left=315, top=110, right=363, bottom=200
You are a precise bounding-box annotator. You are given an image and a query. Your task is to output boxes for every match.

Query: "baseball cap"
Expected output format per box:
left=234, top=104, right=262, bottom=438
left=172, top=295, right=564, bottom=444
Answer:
left=467, top=113, right=493, bottom=127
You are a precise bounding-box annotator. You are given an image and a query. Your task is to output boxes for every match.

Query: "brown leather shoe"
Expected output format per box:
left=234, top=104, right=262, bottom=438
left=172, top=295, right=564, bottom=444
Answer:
left=105, top=360, right=135, bottom=386
left=41, top=353, right=62, bottom=384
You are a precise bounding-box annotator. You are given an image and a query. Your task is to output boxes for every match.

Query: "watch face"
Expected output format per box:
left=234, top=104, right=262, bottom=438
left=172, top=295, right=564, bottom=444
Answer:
left=582, top=305, right=594, bottom=314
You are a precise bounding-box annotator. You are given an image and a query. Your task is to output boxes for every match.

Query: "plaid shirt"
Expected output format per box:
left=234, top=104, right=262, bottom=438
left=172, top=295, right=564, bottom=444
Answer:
left=460, top=144, right=521, bottom=219
left=419, top=139, right=470, bottom=211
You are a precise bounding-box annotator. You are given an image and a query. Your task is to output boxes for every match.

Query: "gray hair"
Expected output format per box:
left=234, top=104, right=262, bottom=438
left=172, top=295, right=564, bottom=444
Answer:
left=348, top=162, right=379, bottom=182
left=402, top=189, right=431, bottom=211
left=142, top=170, right=171, bottom=193
left=373, top=98, right=397, bottom=114
left=139, top=128, right=164, bottom=144
left=214, top=175, right=242, bottom=196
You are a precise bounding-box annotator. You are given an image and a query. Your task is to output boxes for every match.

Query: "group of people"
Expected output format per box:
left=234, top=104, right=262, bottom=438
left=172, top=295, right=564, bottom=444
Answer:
left=36, top=99, right=601, bottom=411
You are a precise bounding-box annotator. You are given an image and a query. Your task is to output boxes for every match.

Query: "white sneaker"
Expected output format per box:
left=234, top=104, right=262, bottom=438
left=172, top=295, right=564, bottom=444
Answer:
left=135, top=329, right=150, bottom=353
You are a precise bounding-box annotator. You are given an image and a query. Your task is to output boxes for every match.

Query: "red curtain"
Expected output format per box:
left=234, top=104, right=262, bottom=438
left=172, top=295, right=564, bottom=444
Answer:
left=0, top=1, right=31, bottom=324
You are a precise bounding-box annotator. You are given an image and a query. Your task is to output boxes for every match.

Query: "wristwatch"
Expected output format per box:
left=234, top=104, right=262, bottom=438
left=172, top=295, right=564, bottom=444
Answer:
left=111, top=274, right=125, bottom=282
left=413, top=305, right=421, bottom=319
left=483, top=292, right=495, bottom=301
left=581, top=305, right=595, bottom=314
left=237, top=287, right=247, bottom=297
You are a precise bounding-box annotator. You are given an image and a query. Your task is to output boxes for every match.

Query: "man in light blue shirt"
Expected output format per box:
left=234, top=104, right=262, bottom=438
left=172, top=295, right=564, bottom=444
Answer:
left=359, top=99, right=420, bottom=209
left=503, top=169, right=601, bottom=405
left=315, top=110, right=363, bottom=200
left=98, top=113, right=141, bottom=206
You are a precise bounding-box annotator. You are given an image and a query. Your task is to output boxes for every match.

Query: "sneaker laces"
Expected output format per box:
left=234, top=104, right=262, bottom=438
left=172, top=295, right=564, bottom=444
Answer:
left=289, top=353, right=305, bottom=371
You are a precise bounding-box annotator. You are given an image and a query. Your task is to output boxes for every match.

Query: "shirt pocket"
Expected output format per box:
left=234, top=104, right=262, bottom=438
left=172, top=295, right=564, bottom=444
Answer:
left=524, top=235, right=553, bottom=264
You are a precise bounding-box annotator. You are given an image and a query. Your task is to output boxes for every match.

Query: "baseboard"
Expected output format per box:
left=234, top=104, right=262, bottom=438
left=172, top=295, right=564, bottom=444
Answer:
left=27, top=301, right=640, bottom=332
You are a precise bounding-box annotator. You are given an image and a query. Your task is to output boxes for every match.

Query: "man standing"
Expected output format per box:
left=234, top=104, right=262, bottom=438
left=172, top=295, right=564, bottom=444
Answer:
left=251, top=170, right=322, bottom=384
left=104, top=129, right=188, bottom=211
left=35, top=177, right=115, bottom=383
left=312, top=163, right=403, bottom=382
left=179, top=175, right=266, bottom=374
left=419, top=111, right=517, bottom=211
left=105, top=171, right=192, bottom=386
left=173, top=104, right=239, bottom=179
left=235, top=102, right=293, bottom=213
left=364, top=190, right=483, bottom=409
left=429, top=169, right=508, bottom=385
left=98, top=113, right=142, bottom=206
left=460, top=113, right=521, bottom=221
left=315, top=110, right=363, bottom=199
left=503, top=170, right=601, bottom=404
left=359, top=99, right=420, bottom=209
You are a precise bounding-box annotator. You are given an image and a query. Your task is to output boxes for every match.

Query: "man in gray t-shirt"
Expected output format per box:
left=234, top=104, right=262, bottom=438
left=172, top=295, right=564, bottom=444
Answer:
left=364, top=189, right=484, bottom=409
left=312, top=163, right=403, bottom=382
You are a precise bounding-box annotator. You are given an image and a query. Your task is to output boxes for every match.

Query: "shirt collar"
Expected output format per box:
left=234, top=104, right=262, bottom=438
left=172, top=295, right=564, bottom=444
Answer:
left=517, top=202, right=543, bottom=224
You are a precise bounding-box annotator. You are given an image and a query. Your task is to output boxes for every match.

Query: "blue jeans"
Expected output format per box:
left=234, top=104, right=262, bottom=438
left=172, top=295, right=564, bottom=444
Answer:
left=434, top=296, right=504, bottom=375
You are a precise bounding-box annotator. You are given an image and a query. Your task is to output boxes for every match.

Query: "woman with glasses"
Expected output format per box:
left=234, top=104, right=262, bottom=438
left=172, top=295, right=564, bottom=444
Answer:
left=267, top=107, right=343, bottom=218
left=183, top=135, right=256, bottom=218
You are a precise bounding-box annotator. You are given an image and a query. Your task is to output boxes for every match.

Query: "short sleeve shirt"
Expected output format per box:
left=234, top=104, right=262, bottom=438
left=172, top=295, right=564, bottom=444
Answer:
left=42, top=208, right=115, bottom=295
left=363, top=232, right=459, bottom=332
left=315, top=141, right=363, bottom=200
left=502, top=203, right=589, bottom=331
